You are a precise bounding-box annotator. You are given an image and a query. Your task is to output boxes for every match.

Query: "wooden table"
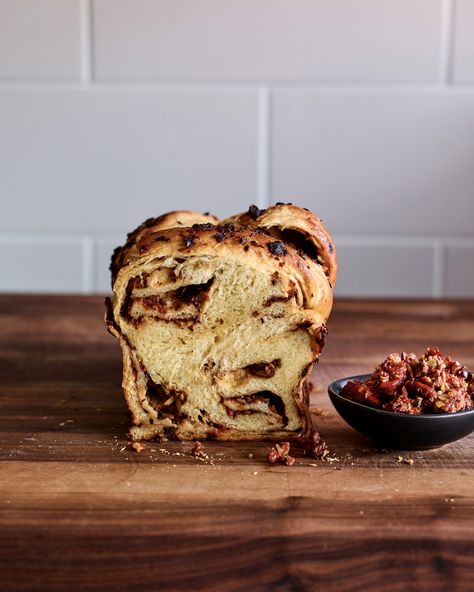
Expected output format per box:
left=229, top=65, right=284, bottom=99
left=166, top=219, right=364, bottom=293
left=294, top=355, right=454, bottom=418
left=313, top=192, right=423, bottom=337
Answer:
left=0, top=296, right=473, bottom=592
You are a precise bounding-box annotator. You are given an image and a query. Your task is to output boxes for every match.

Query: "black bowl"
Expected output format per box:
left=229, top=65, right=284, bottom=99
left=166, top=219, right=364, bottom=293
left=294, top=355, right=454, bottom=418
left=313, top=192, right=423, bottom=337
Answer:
left=328, top=374, right=474, bottom=450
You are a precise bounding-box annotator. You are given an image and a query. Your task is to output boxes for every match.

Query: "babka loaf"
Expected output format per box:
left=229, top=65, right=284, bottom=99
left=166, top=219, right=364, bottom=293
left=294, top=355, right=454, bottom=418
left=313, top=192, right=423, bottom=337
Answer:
left=106, top=204, right=337, bottom=442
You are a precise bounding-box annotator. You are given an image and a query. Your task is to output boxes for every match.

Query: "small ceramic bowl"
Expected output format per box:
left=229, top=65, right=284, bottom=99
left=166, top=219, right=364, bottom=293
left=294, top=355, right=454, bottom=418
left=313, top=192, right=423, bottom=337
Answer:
left=328, top=374, right=474, bottom=450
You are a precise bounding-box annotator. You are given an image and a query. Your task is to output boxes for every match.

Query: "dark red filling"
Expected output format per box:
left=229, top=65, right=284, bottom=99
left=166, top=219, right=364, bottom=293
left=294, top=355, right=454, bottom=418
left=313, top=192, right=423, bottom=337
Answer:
left=341, top=347, right=473, bottom=414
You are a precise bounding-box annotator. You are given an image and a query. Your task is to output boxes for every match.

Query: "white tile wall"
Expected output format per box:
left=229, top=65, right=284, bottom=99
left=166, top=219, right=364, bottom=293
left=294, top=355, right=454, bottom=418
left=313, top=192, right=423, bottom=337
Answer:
left=0, top=0, right=81, bottom=79
left=0, top=0, right=473, bottom=297
left=271, top=90, right=474, bottom=236
left=95, top=236, right=124, bottom=293
left=333, top=240, right=436, bottom=298
left=444, top=243, right=474, bottom=297
left=0, top=89, right=258, bottom=232
left=93, top=0, right=442, bottom=82
left=0, top=237, right=84, bottom=293
left=452, top=0, right=474, bottom=82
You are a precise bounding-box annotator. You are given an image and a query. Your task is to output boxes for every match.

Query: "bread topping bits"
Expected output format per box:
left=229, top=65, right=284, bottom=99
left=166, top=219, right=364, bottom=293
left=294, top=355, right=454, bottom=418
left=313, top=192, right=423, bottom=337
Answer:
left=299, top=431, right=329, bottom=459
left=341, top=348, right=473, bottom=414
left=248, top=204, right=264, bottom=219
left=267, top=241, right=287, bottom=256
left=268, top=442, right=295, bottom=466
left=191, top=441, right=205, bottom=457
left=183, top=235, right=197, bottom=248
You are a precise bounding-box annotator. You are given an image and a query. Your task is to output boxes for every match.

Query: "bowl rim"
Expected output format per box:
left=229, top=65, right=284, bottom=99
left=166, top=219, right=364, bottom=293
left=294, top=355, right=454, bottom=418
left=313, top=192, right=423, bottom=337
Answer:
left=328, top=374, right=474, bottom=420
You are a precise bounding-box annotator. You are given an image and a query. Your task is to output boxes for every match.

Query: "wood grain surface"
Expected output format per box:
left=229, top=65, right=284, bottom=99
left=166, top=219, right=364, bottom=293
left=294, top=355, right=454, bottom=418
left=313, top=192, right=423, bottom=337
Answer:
left=0, top=295, right=473, bottom=592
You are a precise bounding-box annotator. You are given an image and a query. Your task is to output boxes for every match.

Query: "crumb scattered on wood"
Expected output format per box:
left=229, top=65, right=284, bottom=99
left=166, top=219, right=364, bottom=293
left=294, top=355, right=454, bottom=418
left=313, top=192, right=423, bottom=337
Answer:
left=58, top=419, right=74, bottom=427
left=310, top=406, right=329, bottom=416
left=192, top=441, right=205, bottom=457
left=248, top=453, right=254, bottom=459
left=396, top=456, right=414, bottom=465
left=132, top=442, right=146, bottom=453
left=151, top=445, right=216, bottom=465
left=190, top=441, right=215, bottom=465
left=158, top=448, right=186, bottom=457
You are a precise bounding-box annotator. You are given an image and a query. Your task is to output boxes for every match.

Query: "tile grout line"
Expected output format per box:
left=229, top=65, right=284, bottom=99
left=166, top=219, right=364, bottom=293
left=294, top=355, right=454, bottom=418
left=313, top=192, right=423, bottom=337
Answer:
left=266, top=88, right=273, bottom=208
left=257, top=86, right=271, bottom=208
left=432, top=240, right=444, bottom=298
left=79, top=0, right=94, bottom=84
left=82, top=236, right=95, bottom=294
left=2, top=80, right=474, bottom=92
left=0, top=232, right=110, bottom=241
left=333, top=234, right=474, bottom=246
left=440, top=0, right=455, bottom=84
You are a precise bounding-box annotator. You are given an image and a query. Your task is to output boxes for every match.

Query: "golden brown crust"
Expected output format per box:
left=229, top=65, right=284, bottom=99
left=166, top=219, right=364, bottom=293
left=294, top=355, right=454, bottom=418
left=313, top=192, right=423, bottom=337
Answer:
left=223, top=203, right=337, bottom=287
left=114, top=224, right=333, bottom=323
left=110, top=211, right=218, bottom=285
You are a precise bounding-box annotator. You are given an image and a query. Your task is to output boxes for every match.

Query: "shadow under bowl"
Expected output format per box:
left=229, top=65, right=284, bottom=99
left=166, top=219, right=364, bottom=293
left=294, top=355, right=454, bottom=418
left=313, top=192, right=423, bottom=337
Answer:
left=328, top=374, right=474, bottom=450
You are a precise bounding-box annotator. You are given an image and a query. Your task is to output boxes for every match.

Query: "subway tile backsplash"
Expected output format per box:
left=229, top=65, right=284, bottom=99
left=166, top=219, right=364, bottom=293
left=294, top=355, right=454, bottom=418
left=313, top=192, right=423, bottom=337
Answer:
left=95, top=236, right=124, bottom=293
left=0, top=1, right=473, bottom=297
left=333, top=240, right=436, bottom=298
left=93, top=0, right=442, bottom=82
left=444, top=243, right=474, bottom=297
left=0, top=89, right=258, bottom=232
left=0, top=0, right=81, bottom=79
left=0, top=237, right=84, bottom=293
left=452, top=0, right=474, bottom=82
left=271, top=90, right=474, bottom=236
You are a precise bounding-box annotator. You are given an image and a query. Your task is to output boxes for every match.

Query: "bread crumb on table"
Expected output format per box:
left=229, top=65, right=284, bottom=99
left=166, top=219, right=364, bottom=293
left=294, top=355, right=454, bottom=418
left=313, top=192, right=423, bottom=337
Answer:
left=310, top=406, right=329, bottom=416
left=396, top=456, right=414, bottom=465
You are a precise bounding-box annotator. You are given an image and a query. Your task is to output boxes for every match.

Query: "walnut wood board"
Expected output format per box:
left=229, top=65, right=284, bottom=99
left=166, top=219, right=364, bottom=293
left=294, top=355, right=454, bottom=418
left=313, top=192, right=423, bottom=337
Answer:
left=0, top=295, right=473, bottom=592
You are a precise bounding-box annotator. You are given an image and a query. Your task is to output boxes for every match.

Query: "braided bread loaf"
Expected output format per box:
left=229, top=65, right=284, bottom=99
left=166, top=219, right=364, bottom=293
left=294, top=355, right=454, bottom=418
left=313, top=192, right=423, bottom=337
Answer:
left=106, top=204, right=336, bottom=442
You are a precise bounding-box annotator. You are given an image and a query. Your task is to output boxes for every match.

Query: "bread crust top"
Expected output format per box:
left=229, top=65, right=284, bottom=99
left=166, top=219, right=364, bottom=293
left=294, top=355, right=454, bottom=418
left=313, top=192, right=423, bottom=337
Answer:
left=223, top=203, right=337, bottom=287
left=113, top=222, right=333, bottom=329
left=110, top=211, right=218, bottom=284
left=112, top=203, right=336, bottom=286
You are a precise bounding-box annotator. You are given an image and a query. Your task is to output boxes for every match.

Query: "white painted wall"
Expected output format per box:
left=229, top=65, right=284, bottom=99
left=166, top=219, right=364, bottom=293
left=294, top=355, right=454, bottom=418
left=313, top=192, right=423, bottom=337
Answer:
left=0, top=0, right=473, bottom=297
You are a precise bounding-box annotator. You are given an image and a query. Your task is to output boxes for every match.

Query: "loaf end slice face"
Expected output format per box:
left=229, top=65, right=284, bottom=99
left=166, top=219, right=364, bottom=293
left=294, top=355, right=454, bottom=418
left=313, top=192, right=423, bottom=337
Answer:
left=106, top=207, right=335, bottom=442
